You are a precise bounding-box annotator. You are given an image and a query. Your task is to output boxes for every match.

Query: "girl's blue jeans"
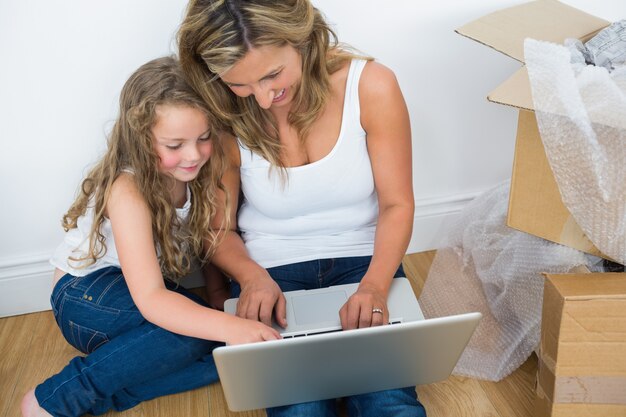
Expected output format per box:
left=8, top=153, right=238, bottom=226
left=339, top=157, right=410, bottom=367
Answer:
left=35, top=266, right=220, bottom=417
left=231, top=256, right=427, bottom=417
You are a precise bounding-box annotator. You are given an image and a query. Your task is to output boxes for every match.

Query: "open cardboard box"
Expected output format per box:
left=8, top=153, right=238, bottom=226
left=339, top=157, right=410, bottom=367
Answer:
left=456, top=0, right=612, bottom=259
left=457, top=1, right=626, bottom=414
left=535, top=271, right=626, bottom=416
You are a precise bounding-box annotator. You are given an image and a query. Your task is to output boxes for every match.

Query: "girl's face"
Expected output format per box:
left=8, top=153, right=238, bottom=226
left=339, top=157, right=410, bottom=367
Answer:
left=220, top=44, right=302, bottom=110
left=152, top=104, right=213, bottom=184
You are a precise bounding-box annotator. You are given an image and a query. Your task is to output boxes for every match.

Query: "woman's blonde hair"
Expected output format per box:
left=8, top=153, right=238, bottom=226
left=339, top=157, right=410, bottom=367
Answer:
left=62, top=56, right=229, bottom=281
left=178, top=0, right=367, bottom=167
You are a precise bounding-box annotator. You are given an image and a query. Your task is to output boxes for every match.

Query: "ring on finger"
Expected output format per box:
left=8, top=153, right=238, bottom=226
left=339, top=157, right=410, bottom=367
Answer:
left=372, top=308, right=383, bottom=314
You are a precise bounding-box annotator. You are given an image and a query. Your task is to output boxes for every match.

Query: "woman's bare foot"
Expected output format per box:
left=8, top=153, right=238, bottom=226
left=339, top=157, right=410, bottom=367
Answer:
left=21, top=389, right=52, bottom=417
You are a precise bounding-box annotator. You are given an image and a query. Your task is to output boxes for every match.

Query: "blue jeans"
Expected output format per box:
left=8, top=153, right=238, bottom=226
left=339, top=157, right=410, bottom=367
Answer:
left=231, top=256, right=427, bottom=417
left=35, top=266, right=220, bottom=417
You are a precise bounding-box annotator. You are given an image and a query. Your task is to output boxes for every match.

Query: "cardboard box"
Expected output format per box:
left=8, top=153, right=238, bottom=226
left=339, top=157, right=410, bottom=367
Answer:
left=536, top=273, right=626, bottom=416
left=456, top=0, right=611, bottom=259
left=510, top=110, right=605, bottom=258
left=457, top=2, right=626, bottom=414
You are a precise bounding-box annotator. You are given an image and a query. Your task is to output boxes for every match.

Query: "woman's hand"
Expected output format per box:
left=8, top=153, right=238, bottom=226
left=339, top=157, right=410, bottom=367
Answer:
left=339, top=281, right=389, bottom=330
left=236, top=271, right=288, bottom=328
left=224, top=316, right=282, bottom=345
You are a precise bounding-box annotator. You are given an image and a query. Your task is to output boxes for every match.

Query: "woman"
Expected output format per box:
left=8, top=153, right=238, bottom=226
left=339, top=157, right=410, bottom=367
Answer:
left=178, top=1, right=424, bottom=416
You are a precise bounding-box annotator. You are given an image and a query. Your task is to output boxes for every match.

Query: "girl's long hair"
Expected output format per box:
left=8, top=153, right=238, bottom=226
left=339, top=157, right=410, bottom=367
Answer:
left=62, top=56, right=230, bottom=281
left=178, top=0, right=369, bottom=167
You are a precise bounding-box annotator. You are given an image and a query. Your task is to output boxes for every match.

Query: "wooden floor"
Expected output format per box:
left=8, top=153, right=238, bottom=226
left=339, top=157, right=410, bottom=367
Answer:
left=1, top=251, right=537, bottom=417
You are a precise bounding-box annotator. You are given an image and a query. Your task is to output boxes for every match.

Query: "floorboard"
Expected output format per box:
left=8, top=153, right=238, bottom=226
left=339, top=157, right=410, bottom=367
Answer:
left=1, top=251, right=536, bottom=417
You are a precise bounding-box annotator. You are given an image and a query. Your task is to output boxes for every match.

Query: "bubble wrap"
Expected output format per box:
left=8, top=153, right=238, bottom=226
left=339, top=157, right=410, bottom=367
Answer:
left=524, top=38, right=626, bottom=264
left=418, top=182, right=601, bottom=381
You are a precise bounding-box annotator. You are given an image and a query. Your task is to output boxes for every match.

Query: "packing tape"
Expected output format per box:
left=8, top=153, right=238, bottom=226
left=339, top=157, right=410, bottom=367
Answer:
left=538, top=355, right=626, bottom=405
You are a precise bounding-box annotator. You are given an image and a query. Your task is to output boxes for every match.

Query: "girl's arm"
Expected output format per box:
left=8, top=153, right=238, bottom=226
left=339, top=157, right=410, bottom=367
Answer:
left=107, top=173, right=280, bottom=344
left=207, top=136, right=287, bottom=328
left=339, top=61, right=415, bottom=330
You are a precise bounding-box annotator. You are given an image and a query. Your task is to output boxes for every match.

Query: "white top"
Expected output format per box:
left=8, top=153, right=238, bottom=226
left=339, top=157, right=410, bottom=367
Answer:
left=237, top=59, right=378, bottom=268
left=50, top=186, right=192, bottom=276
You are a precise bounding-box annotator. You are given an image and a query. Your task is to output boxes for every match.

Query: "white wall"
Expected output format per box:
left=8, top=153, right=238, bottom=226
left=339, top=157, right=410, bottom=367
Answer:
left=1, top=0, right=624, bottom=316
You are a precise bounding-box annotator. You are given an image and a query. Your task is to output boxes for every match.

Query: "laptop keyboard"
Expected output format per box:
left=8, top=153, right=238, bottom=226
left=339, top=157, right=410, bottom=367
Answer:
left=282, top=320, right=402, bottom=339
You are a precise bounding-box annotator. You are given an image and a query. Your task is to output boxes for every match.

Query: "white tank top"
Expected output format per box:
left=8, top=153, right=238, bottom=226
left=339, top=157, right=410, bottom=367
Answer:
left=50, top=186, right=192, bottom=276
left=237, top=59, right=377, bottom=268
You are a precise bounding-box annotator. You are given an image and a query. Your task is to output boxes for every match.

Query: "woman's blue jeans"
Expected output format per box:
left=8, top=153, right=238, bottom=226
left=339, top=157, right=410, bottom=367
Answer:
left=35, top=266, right=220, bottom=417
left=231, top=256, right=427, bottom=417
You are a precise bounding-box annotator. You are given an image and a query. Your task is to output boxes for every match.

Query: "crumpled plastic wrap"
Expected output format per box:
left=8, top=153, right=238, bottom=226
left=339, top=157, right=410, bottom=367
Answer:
left=419, top=33, right=625, bottom=382
left=524, top=38, right=626, bottom=265
left=418, top=182, right=602, bottom=381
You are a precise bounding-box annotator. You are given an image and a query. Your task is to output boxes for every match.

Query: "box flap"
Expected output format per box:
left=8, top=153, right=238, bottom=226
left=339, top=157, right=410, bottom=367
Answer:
left=488, top=67, right=534, bottom=110
left=544, top=273, right=626, bottom=300
left=456, top=0, right=608, bottom=63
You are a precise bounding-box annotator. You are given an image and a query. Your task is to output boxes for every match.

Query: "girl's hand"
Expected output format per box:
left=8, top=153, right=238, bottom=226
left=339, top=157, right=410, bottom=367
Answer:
left=236, top=271, right=287, bottom=328
left=339, top=281, right=389, bottom=330
left=225, top=316, right=282, bottom=345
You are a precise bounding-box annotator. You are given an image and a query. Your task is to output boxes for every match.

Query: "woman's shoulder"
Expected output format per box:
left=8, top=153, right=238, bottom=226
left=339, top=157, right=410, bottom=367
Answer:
left=359, top=60, right=400, bottom=99
left=329, top=58, right=351, bottom=89
left=358, top=61, right=406, bottom=132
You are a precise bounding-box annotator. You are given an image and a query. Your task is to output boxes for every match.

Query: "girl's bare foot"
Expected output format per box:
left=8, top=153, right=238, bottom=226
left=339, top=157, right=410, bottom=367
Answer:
left=203, top=264, right=231, bottom=311
left=207, top=285, right=230, bottom=311
left=21, top=389, right=52, bottom=417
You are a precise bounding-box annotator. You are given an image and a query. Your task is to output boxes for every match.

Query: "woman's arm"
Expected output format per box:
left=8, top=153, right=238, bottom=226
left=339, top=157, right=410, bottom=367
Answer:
left=108, top=173, right=280, bottom=344
left=339, top=61, right=415, bottom=330
left=208, top=135, right=287, bottom=328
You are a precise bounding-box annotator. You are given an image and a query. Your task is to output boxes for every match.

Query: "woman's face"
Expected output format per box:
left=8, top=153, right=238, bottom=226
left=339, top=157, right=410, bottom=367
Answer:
left=219, top=44, right=302, bottom=110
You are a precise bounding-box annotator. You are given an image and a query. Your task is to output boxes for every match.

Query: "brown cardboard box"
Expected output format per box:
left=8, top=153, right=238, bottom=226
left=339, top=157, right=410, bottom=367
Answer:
left=509, top=110, right=605, bottom=258
left=456, top=1, right=626, bottom=414
left=456, top=0, right=611, bottom=259
left=536, top=273, right=626, bottom=416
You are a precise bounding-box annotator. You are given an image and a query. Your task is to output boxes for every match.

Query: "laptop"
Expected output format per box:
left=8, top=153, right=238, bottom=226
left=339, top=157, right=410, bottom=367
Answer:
left=214, top=277, right=481, bottom=411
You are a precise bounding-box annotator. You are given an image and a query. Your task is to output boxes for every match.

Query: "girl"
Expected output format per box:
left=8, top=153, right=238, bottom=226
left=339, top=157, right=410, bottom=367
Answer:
left=178, top=1, right=426, bottom=416
left=21, top=56, right=280, bottom=417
